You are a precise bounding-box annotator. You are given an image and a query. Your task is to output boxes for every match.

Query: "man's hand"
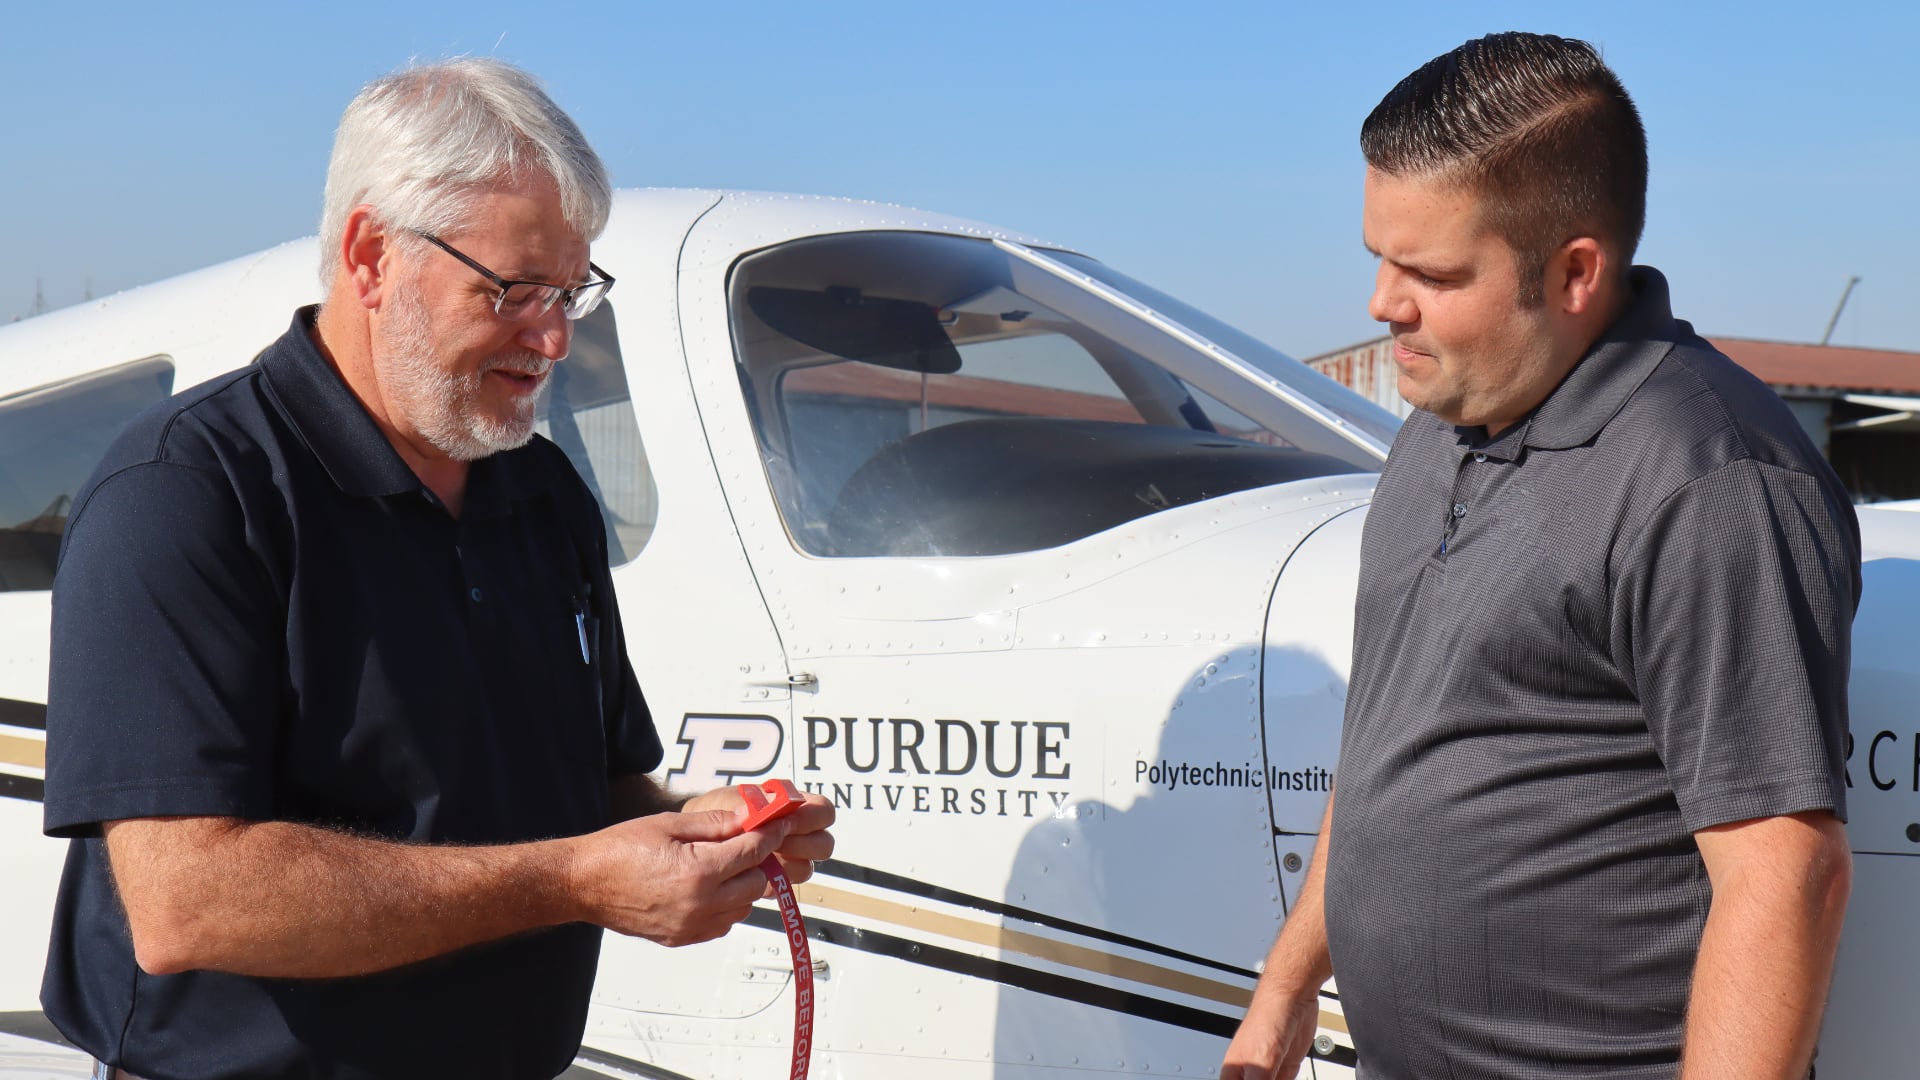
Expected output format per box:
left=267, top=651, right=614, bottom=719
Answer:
left=565, top=808, right=794, bottom=946
left=683, top=785, right=837, bottom=887
left=1222, top=789, right=1336, bottom=1080
left=1220, top=982, right=1320, bottom=1080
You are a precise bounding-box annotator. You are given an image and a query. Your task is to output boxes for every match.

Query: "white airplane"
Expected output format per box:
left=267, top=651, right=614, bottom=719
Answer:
left=1, top=190, right=1916, bottom=1079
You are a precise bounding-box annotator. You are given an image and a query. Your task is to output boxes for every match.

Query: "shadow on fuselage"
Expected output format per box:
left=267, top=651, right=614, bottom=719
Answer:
left=991, top=645, right=1341, bottom=1076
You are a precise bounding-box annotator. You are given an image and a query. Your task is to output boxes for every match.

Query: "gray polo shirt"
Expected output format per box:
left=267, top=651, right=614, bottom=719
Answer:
left=1323, top=268, right=1859, bottom=1079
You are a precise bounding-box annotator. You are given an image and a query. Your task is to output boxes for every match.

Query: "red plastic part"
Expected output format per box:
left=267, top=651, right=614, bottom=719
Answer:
left=737, top=778, right=804, bottom=833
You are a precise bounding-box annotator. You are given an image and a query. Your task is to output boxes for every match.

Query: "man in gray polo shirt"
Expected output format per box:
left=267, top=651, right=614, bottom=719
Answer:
left=1222, top=33, right=1858, bottom=1080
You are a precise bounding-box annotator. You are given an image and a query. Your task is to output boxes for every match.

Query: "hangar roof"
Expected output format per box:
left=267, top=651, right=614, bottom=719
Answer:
left=1707, top=337, right=1920, bottom=396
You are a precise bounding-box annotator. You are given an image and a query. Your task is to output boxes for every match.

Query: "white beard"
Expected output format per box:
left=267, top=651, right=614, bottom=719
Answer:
left=374, top=285, right=552, bottom=462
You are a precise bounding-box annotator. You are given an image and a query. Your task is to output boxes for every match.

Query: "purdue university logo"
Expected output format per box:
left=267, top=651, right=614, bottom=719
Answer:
left=668, top=713, right=785, bottom=790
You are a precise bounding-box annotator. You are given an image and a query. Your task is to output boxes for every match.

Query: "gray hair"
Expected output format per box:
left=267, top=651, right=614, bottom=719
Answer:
left=318, top=57, right=612, bottom=285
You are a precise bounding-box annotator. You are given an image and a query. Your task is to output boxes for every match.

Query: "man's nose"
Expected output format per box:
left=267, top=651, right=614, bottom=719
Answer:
left=517, top=301, right=573, bottom=362
left=1368, top=264, right=1413, bottom=325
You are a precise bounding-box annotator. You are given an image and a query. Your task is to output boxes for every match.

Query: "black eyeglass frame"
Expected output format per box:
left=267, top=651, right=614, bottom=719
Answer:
left=411, top=229, right=615, bottom=321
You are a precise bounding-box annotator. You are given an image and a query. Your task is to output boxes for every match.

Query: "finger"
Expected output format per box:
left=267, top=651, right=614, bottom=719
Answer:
left=783, top=794, right=836, bottom=835
left=772, top=853, right=815, bottom=885
left=668, top=910, right=749, bottom=948
left=1220, top=1041, right=1282, bottom=1080
left=714, top=860, right=778, bottom=909
left=703, top=819, right=791, bottom=877
left=665, top=807, right=753, bottom=843
left=775, top=828, right=834, bottom=864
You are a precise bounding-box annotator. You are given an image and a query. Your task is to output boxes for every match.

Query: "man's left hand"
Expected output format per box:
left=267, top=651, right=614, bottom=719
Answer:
left=684, top=785, right=836, bottom=887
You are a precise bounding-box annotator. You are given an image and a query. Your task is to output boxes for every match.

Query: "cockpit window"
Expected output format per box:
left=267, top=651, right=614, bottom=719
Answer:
left=1046, top=251, right=1405, bottom=451
left=0, top=356, right=175, bottom=591
left=728, top=232, right=1382, bottom=558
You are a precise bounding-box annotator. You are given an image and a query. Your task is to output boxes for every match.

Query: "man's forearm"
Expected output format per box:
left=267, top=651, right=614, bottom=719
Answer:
left=106, top=817, right=582, bottom=979
left=1680, top=812, right=1852, bottom=1080
left=109, top=793, right=791, bottom=979
left=1221, top=789, right=1337, bottom=1080
left=1251, top=794, right=1336, bottom=1001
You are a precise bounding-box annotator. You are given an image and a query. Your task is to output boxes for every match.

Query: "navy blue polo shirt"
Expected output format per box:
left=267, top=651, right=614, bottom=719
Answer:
left=41, top=308, right=662, bottom=1079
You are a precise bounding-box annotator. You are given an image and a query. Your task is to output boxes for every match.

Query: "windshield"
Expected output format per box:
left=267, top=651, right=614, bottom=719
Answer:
left=1042, top=249, right=1404, bottom=452
left=728, top=231, right=1385, bottom=558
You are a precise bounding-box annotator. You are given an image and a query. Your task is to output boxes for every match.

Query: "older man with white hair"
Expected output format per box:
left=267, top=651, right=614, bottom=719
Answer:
left=40, top=58, right=833, bottom=1079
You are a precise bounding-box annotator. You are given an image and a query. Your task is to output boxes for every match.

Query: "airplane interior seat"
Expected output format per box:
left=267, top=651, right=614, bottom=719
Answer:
left=822, top=416, right=1354, bottom=557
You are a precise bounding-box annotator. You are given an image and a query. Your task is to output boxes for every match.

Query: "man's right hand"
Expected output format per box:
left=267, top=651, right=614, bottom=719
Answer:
left=568, top=808, right=792, bottom=946
left=1221, top=788, right=1337, bottom=1080
left=1219, top=985, right=1320, bottom=1080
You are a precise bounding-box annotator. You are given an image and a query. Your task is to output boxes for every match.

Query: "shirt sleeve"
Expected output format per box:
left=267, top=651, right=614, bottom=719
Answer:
left=43, top=460, right=282, bottom=837
left=1617, top=458, right=1859, bottom=833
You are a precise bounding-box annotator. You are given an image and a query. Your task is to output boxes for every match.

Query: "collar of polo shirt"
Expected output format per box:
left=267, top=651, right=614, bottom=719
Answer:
left=1449, top=267, right=1684, bottom=457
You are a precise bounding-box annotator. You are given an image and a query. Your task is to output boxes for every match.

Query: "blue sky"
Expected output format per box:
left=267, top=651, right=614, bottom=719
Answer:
left=4, top=1, right=1915, bottom=358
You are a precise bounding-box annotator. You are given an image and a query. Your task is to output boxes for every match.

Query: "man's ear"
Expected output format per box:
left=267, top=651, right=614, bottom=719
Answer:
left=340, top=205, right=391, bottom=311
left=1553, top=236, right=1610, bottom=317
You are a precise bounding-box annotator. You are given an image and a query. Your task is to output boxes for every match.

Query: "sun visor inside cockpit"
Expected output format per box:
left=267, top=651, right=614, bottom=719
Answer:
left=747, top=285, right=961, bottom=374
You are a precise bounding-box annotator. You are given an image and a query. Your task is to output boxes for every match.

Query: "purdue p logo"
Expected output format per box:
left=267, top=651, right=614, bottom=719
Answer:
left=669, top=714, right=785, bottom=790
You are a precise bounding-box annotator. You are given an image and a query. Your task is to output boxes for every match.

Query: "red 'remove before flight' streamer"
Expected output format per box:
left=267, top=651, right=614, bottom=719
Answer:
left=738, top=780, right=813, bottom=1080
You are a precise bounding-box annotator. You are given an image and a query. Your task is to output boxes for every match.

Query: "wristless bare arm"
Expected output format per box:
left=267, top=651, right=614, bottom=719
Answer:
left=1220, top=786, right=1337, bottom=1080
left=105, top=803, right=791, bottom=979
left=1678, top=809, right=1851, bottom=1080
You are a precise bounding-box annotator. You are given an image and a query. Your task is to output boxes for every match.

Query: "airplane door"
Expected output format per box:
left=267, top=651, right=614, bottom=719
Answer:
left=643, top=203, right=1361, bottom=1078
left=539, top=194, right=808, bottom=1052
left=1260, top=506, right=1363, bottom=914
left=1260, top=507, right=1366, bottom=1078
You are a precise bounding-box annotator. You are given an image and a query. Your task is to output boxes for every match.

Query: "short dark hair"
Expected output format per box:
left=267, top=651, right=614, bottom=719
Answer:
left=1361, top=32, right=1647, bottom=304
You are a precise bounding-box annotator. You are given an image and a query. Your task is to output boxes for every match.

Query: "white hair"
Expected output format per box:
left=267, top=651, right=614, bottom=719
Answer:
left=318, top=57, right=612, bottom=285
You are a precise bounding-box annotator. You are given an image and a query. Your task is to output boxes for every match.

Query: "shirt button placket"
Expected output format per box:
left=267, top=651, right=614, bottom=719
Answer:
left=1441, top=455, right=1473, bottom=558
left=455, top=536, right=482, bottom=607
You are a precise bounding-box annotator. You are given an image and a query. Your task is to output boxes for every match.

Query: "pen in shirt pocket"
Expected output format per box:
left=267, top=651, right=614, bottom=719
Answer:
left=572, top=593, right=590, bottom=665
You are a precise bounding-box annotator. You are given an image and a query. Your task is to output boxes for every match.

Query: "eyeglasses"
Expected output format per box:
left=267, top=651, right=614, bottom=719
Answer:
left=411, top=230, right=615, bottom=321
